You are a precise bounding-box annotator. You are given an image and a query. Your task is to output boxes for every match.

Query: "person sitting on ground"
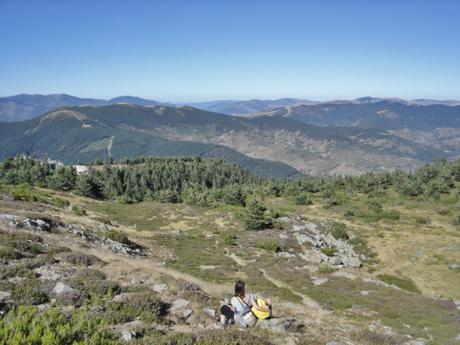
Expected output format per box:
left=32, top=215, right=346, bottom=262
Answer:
left=220, top=279, right=272, bottom=327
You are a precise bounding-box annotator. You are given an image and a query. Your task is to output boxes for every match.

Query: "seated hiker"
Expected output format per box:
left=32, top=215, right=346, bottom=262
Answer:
left=220, top=279, right=272, bottom=327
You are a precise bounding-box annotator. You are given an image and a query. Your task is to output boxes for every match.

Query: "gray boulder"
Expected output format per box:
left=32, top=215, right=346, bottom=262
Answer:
left=151, top=283, right=169, bottom=293
left=112, top=292, right=138, bottom=303
left=311, top=277, right=329, bottom=286
left=112, top=320, right=142, bottom=342
left=257, top=317, right=305, bottom=333
left=169, top=299, right=193, bottom=320
left=203, top=307, right=216, bottom=318
left=0, top=291, right=11, bottom=303
left=52, top=282, right=81, bottom=305
left=52, top=282, right=77, bottom=295
left=24, top=218, right=52, bottom=231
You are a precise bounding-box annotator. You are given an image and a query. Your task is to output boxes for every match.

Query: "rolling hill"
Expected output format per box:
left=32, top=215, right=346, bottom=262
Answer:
left=0, top=104, right=446, bottom=176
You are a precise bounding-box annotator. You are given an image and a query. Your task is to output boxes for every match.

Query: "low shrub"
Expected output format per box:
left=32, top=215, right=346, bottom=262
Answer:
left=1, top=255, right=56, bottom=279
left=10, top=279, right=49, bottom=305
left=220, top=232, right=237, bottom=246
left=51, top=197, right=70, bottom=208
left=60, top=252, right=103, bottom=266
left=11, top=183, right=33, bottom=201
left=438, top=208, right=450, bottom=215
left=452, top=214, right=460, bottom=226
left=72, top=205, right=86, bottom=216
left=352, top=329, right=404, bottom=345
left=134, top=329, right=275, bottom=345
left=255, top=239, right=279, bottom=252
left=106, top=291, right=167, bottom=323
left=321, top=247, right=337, bottom=257
left=293, top=192, right=313, bottom=205
left=53, top=288, right=84, bottom=307
left=178, top=280, right=209, bottom=302
left=0, top=306, right=118, bottom=345
left=68, top=269, right=120, bottom=300
left=330, top=222, right=349, bottom=240
left=376, top=274, right=420, bottom=293
left=415, top=216, right=431, bottom=224
left=105, top=230, right=139, bottom=249
left=0, top=245, right=23, bottom=263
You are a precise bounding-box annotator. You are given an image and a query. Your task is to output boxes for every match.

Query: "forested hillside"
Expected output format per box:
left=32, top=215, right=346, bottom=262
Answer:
left=0, top=104, right=446, bottom=176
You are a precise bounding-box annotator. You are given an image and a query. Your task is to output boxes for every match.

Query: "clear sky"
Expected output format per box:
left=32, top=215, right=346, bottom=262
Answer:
left=1, top=0, right=459, bottom=102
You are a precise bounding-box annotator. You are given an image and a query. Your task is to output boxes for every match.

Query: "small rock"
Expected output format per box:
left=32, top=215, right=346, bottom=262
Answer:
left=332, top=271, right=357, bottom=280
left=121, top=329, right=134, bottom=341
left=52, top=282, right=77, bottom=295
left=277, top=252, right=296, bottom=258
left=448, top=263, right=460, bottom=270
left=182, top=308, right=193, bottom=319
left=304, top=222, right=318, bottom=232
left=360, top=290, right=371, bottom=296
left=0, top=291, right=11, bottom=303
left=328, top=256, right=342, bottom=266
left=326, top=341, right=344, bottom=345
left=404, top=339, right=426, bottom=345
left=278, top=233, right=289, bottom=239
left=454, top=300, right=460, bottom=309
left=312, top=277, right=329, bottom=286
left=112, top=320, right=142, bottom=342
left=36, top=219, right=52, bottom=231
left=151, top=283, right=168, bottom=293
left=454, top=334, right=460, bottom=342
left=170, top=299, right=190, bottom=310
left=340, top=256, right=362, bottom=268
left=130, top=278, right=143, bottom=286
left=112, top=293, right=138, bottom=303
left=203, top=307, right=216, bottom=318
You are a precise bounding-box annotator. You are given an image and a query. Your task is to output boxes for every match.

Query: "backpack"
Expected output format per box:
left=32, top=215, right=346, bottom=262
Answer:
left=251, top=298, right=271, bottom=320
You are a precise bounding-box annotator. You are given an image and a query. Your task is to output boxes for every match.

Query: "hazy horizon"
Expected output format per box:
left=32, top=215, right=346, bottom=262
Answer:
left=2, top=92, right=460, bottom=104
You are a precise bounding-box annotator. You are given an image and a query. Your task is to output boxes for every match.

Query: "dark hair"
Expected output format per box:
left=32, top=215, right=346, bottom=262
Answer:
left=234, top=280, right=246, bottom=297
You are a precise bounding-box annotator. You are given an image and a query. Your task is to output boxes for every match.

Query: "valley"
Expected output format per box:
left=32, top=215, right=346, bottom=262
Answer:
left=0, top=101, right=454, bottom=176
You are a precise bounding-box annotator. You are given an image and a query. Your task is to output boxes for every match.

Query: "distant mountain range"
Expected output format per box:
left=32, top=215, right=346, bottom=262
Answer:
left=0, top=94, right=163, bottom=122
left=252, top=100, right=460, bottom=130
left=185, top=98, right=317, bottom=115
left=2, top=93, right=459, bottom=122
left=0, top=103, right=448, bottom=176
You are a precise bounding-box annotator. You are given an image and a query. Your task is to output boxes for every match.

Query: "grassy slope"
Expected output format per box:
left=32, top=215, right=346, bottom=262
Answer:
left=1, top=185, right=459, bottom=344
left=86, top=189, right=460, bottom=344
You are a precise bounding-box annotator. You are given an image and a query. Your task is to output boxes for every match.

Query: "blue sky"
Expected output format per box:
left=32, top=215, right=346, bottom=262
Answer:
left=1, top=0, right=459, bottom=101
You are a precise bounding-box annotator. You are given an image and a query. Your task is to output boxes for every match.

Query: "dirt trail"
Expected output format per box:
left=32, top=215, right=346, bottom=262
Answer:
left=259, top=269, right=322, bottom=311
left=107, top=135, right=114, bottom=157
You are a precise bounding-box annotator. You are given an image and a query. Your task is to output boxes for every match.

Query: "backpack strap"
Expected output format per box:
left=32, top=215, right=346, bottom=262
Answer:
left=237, top=295, right=253, bottom=308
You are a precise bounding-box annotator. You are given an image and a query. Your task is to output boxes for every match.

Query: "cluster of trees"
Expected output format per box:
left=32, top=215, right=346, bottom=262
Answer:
left=0, top=156, right=259, bottom=206
left=2, top=156, right=460, bottom=230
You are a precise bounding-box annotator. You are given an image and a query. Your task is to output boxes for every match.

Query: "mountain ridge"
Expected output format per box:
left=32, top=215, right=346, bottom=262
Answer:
left=0, top=103, right=446, bottom=176
left=2, top=93, right=459, bottom=122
